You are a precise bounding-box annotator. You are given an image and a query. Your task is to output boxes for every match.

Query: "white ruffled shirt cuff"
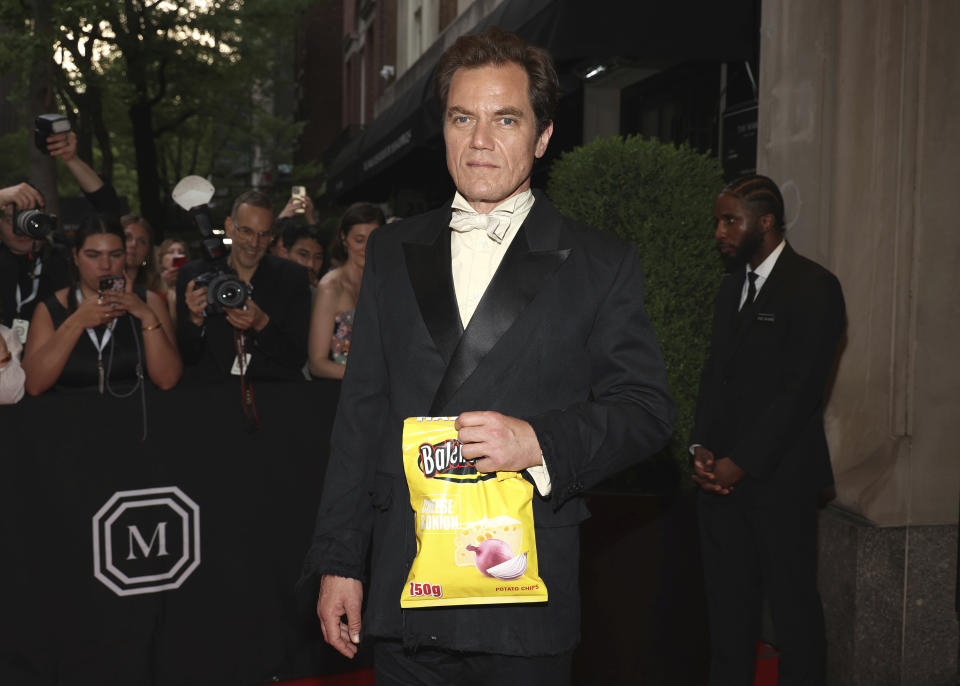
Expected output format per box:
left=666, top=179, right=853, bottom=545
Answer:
left=526, top=454, right=552, bottom=497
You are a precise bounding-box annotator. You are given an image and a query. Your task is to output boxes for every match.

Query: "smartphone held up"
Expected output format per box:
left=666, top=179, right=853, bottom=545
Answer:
left=292, top=186, right=306, bottom=214
left=98, top=275, right=126, bottom=295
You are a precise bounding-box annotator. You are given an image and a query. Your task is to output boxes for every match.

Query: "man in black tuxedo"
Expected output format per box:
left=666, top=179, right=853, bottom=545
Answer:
left=691, top=175, right=846, bottom=686
left=303, top=27, right=674, bottom=684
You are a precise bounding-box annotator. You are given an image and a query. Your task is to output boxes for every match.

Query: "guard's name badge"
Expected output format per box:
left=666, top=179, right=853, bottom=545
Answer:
left=12, top=318, right=29, bottom=345
left=230, top=353, right=252, bottom=375
left=756, top=313, right=775, bottom=323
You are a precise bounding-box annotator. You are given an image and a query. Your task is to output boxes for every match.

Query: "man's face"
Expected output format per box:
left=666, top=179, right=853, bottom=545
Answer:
left=287, top=237, right=324, bottom=284
left=0, top=207, right=37, bottom=255
left=443, top=63, right=553, bottom=214
left=713, top=193, right=764, bottom=266
left=225, top=203, right=274, bottom=274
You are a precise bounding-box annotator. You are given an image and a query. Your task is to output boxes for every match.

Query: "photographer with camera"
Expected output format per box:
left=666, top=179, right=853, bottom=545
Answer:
left=176, top=190, right=311, bottom=382
left=0, top=124, right=124, bottom=340
left=0, top=183, right=70, bottom=341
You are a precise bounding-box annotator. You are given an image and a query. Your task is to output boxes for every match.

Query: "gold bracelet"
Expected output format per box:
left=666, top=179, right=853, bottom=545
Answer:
left=142, top=321, right=163, bottom=332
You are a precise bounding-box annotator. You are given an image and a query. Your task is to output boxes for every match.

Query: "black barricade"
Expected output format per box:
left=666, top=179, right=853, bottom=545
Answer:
left=0, top=380, right=366, bottom=686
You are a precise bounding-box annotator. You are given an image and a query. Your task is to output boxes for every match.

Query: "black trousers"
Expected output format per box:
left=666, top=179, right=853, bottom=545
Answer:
left=698, top=487, right=826, bottom=686
left=373, top=639, right=573, bottom=686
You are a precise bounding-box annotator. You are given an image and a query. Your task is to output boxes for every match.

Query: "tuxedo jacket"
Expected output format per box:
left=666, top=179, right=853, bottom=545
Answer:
left=691, top=242, right=846, bottom=495
left=175, top=253, right=311, bottom=382
left=304, top=191, right=674, bottom=656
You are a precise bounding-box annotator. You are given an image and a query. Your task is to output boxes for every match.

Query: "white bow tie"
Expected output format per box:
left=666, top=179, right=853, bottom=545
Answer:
left=448, top=191, right=535, bottom=243
left=449, top=210, right=512, bottom=243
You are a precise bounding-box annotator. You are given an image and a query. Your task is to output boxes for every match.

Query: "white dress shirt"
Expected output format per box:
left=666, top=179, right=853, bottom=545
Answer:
left=449, top=189, right=552, bottom=495
left=739, top=239, right=786, bottom=309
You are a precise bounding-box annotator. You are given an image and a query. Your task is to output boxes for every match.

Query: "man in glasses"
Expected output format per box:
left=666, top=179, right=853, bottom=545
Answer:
left=176, top=190, right=311, bottom=382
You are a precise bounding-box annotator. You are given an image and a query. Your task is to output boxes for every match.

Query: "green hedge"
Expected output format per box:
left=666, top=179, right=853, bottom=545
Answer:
left=546, top=135, right=725, bottom=489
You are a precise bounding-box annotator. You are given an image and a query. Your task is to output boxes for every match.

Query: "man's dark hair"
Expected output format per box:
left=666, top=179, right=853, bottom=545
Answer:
left=723, top=175, right=787, bottom=234
left=281, top=222, right=326, bottom=251
left=231, top=190, right=274, bottom=224
left=434, top=25, right=559, bottom=137
left=331, top=202, right=385, bottom=263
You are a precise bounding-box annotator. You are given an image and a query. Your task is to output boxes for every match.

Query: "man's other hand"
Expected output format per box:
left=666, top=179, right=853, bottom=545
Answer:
left=712, top=457, right=746, bottom=491
left=224, top=297, right=269, bottom=332
left=455, top=411, right=543, bottom=473
left=317, top=574, right=363, bottom=659
left=692, top=445, right=731, bottom=495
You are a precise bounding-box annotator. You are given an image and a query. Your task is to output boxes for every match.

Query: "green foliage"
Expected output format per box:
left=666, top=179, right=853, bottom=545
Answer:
left=547, top=135, right=725, bottom=488
left=0, top=128, right=30, bottom=188
left=0, top=0, right=320, bottom=215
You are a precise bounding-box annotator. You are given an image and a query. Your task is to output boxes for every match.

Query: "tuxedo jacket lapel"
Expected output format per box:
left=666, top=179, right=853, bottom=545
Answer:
left=403, top=207, right=462, bottom=365
left=429, top=194, right=571, bottom=414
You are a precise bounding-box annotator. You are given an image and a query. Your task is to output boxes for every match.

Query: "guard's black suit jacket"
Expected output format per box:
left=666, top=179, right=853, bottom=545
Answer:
left=175, top=253, right=311, bottom=382
left=304, top=191, right=674, bottom=656
left=691, top=242, right=846, bottom=494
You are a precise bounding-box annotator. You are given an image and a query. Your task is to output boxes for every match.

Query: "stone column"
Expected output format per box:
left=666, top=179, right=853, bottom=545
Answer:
left=758, top=1, right=959, bottom=683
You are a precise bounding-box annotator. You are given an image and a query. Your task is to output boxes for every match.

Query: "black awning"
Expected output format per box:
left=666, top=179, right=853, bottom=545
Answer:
left=325, top=68, right=440, bottom=199
left=512, top=0, right=757, bottom=64
left=326, top=0, right=757, bottom=198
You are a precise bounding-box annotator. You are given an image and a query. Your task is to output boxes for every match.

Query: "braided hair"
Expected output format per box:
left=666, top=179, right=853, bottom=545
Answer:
left=722, top=175, right=786, bottom=235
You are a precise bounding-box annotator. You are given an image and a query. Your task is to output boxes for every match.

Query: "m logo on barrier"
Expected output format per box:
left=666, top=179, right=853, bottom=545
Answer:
left=92, top=486, right=200, bottom=596
left=127, top=521, right=169, bottom=560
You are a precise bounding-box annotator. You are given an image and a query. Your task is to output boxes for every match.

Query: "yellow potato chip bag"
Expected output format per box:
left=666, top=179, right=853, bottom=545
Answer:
left=400, top=416, right=548, bottom=608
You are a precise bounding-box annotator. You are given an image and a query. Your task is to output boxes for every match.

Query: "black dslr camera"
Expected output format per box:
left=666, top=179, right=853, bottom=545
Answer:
left=12, top=207, right=57, bottom=239
left=172, top=176, right=249, bottom=315
left=193, top=269, right=251, bottom=314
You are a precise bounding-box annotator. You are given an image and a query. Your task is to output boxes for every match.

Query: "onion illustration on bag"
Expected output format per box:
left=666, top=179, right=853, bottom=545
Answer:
left=466, top=538, right=528, bottom=580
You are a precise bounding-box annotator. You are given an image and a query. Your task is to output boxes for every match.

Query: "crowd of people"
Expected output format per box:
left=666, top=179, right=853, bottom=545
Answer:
left=0, top=129, right=385, bottom=403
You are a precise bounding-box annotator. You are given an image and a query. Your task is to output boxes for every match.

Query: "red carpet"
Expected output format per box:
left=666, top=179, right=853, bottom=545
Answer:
left=754, top=642, right=779, bottom=686
left=270, top=646, right=775, bottom=686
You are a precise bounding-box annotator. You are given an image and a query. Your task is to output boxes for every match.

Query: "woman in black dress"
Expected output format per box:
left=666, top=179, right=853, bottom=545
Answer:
left=22, top=214, right=181, bottom=395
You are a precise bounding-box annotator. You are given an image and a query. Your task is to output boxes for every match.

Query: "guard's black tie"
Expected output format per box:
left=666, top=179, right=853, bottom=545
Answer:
left=738, top=270, right=759, bottom=328
left=744, top=270, right=758, bottom=307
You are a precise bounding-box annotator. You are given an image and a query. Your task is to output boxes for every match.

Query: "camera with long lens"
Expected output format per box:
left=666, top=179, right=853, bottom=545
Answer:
left=13, top=208, right=57, bottom=239
left=193, top=269, right=251, bottom=314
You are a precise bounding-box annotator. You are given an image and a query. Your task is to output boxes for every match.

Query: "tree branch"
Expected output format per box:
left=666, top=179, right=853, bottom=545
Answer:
left=153, top=107, right=197, bottom=137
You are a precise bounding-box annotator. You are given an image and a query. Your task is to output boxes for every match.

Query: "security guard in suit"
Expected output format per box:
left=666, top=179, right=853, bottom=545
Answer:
left=691, top=175, right=846, bottom=686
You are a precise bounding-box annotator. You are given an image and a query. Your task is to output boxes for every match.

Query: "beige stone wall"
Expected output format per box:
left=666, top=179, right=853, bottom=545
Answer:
left=758, top=0, right=960, bottom=526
